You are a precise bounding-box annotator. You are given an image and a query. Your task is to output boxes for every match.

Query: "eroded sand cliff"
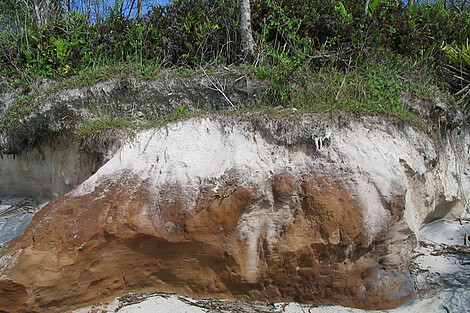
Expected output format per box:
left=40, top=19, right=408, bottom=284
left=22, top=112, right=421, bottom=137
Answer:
left=0, top=114, right=469, bottom=312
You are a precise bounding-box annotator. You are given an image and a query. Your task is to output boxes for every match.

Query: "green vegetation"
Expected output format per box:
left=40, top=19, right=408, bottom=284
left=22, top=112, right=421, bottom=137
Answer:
left=1, top=0, right=470, bottom=140
left=46, top=59, right=164, bottom=94
left=444, top=38, right=470, bottom=111
left=0, top=94, right=36, bottom=131
left=76, top=117, right=136, bottom=139
left=76, top=105, right=190, bottom=140
left=254, top=54, right=434, bottom=131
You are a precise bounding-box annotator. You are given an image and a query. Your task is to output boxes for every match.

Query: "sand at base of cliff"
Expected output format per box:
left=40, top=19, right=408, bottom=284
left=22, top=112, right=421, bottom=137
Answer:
left=73, top=292, right=449, bottom=313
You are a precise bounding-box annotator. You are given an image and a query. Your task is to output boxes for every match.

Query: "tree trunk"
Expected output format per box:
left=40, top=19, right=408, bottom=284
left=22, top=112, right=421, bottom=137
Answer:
left=138, top=0, right=143, bottom=20
left=365, top=0, right=370, bottom=15
left=33, top=0, right=43, bottom=28
left=239, top=0, right=254, bottom=57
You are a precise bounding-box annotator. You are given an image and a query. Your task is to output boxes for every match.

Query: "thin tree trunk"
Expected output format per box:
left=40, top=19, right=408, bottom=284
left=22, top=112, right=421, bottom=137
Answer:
left=365, top=0, right=370, bottom=15
left=138, top=0, right=142, bottom=20
left=128, top=0, right=136, bottom=18
left=118, top=0, right=125, bottom=16
left=239, top=0, right=254, bottom=57
left=33, top=1, right=42, bottom=28
left=87, top=0, right=91, bottom=23
left=15, top=10, right=22, bottom=35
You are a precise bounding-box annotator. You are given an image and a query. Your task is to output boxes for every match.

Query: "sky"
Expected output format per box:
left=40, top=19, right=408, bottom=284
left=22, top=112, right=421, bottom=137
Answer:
left=71, top=0, right=170, bottom=20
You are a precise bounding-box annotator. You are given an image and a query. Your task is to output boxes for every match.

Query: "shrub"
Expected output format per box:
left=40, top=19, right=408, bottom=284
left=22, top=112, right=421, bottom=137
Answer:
left=444, top=39, right=470, bottom=112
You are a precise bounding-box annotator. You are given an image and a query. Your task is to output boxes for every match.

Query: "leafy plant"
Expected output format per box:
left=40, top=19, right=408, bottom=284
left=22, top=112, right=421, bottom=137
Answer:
left=335, top=1, right=352, bottom=22
left=170, top=106, right=188, bottom=119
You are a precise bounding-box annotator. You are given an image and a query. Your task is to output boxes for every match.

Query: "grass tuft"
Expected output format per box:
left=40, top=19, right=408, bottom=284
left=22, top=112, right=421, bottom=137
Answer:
left=76, top=117, right=136, bottom=139
left=0, top=94, right=36, bottom=131
left=46, top=59, right=165, bottom=94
